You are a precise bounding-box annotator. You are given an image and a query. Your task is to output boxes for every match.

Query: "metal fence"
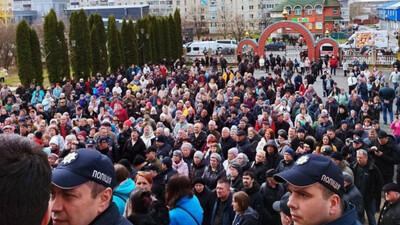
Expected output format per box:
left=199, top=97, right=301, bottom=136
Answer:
left=342, top=55, right=397, bottom=66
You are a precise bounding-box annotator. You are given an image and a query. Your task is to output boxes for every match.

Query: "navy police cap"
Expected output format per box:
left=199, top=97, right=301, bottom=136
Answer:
left=274, top=154, right=344, bottom=196
left=52, top=149, right=116, bottom=189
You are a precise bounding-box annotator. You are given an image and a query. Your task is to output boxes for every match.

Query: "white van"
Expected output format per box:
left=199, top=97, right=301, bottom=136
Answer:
left=216, top=40, right=238, bottom=50
left=186, top=41, right=219, bottom=56
left=320, top=43, right=334, bottom=56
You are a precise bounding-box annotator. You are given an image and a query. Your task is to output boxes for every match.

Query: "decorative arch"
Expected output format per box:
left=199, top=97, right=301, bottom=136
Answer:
left=257, top=21, right=316, bottom=60
left=236, top=38, right=258, bottom=56
left=315, top=38, right=340, bottom=58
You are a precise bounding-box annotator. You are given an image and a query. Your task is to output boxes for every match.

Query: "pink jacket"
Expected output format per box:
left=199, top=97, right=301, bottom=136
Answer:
left=172, top=159, right=189, bottom=177
left=390, top=121, right=400, bottom=136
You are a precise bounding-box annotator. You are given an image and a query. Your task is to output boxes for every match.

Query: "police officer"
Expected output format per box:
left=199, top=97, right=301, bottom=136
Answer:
left=274, top=154, right=362, bottom=225
left=50, top=149, right=132, bottom=225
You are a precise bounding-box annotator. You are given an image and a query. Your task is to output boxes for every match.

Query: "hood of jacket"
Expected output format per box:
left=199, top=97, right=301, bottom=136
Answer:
left=242, top=207, right=259, bottom=221
left=114, top=178, right=135, bottom=199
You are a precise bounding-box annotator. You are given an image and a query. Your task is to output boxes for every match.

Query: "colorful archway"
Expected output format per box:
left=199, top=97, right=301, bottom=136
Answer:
left=236, top=21, right=343, bottom=61
left=236, top=39, right=258, bottom=56
left=315, top=38, right=340, bottom=58
left=257, top=21, right=316, bottom=60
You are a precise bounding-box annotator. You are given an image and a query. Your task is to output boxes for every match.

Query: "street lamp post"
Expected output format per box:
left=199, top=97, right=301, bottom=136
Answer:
left=136, top=28, right=149, bottom=66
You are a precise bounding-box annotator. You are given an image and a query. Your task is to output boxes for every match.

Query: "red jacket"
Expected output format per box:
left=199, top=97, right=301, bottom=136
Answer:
left=329, top=58, right=338, bottom=67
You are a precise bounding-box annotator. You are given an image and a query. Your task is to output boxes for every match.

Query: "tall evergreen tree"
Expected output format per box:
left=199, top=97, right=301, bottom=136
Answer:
left=57, top=21, right=70, bottom=80
left=150, top=16, right=159, bottom=63
left=16, top=20, right=34, bottom=87
left=77, top=9, right=91, bottom=80
left=174, top=9, right=183, bottom=58
left=168, top=14, right=178, bottom=60
left=121, top=18, right=137, bottom=67
left=69, top=11, right=78, bottom=78
left=90, top=25, right=101, bottom=76
left=70, top=10, right=91, bottom=80
left=128, top=18, right=138, bottom=65
left=44, top=9, right=61, bottom=84
left=156, top=18, right=165, bottom=61
left=108, top=14, right=122, bottom=73
left=118, top=29, right=125, bottom=69
left=95, top=14, right=108, bottom=75
left=162, top=17, right=171, bottom=61
left=30, top=28, right=43, bottom=86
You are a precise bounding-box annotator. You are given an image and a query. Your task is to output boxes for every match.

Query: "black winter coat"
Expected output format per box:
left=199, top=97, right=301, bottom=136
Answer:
left=90, top=203, right=132, bottom=225
left=259, top=182, right=285, bottom=225
left=219, top=136, right=237, bottom=159
left=194, top=186, right=216, bottom=225
left=378, top=199, right=400, bottom=225
left=237, top=138, right=255, bottom=161
left=191, top=159, right=207, bottom=181
left=242, top=183, right=267, bottom=225
left=343, top=184, right=365, bottom=224
left=372, top=136, right=399, bottom=180
left=249, top=161, right=267, bottom=186
left=202, top=164, right=226, bottom=190
left=190, top=131, right=208, bottom=151
left=352, top=161, right=383, bottom=204
left=121, top=138, right=147, bottom=164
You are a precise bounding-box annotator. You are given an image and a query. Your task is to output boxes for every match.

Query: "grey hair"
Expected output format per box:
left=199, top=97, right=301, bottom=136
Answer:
left=356, top=149, right=368, bottom=157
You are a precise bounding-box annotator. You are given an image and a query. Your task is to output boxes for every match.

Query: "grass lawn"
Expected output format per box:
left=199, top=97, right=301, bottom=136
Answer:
left=5, top=66, right=50, bottom=88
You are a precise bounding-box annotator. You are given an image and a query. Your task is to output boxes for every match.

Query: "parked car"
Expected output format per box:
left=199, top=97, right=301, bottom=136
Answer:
left=265, top=42, right=286, bottom=51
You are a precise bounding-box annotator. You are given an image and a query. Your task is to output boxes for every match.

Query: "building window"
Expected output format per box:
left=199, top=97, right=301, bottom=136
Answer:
left=249, top=22, right=254, bottom=28
left=249, top=14, right=253, bottom=19
left=333, top=8, right=338, bottom=14
left=315, top=22, right=323, bottom=29
left=285, top=6, right=292, bottom=15
left=249, top=5, right=253, bottom=10
left=315, top=5, right=323, bottom=15
left=176, top=1, right=180, bottom=5
left=294, top=6, right=301, bottom=15
left=304, top=22, right=312, bottom=29
left=305, top=6, right=312, bottom=15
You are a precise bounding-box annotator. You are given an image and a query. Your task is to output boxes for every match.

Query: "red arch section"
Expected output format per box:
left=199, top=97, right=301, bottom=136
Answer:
left=257, top=22, right=316, bottom=60
left=236, top=39, right=258, bottom=56
left=315, top=38, right=340, bottom=58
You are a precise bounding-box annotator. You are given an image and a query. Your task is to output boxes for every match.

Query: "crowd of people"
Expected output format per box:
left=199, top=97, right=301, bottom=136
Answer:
left=1, top=52, right=400, bottom=225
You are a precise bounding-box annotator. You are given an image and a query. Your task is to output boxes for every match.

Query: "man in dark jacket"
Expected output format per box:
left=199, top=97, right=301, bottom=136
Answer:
left=276, top=149, right=295, bottom=173
left=352, top=149, right=383, bottom=225
left=343, top=172, right=365, bottom=224
left=121, top=129, right=147, bottom=164
left=212, top=178, right=235, bottom=225
left=371, top=131, right=399, bottom=184
left=193, top=177, right=216, bottom=225
left=264, top=140, right=283, bottom=170
left=155, top=135, right=172, bottom=160
left=379, top=82, right=395, bottom=124
left=242, top=171, right=268, bottom=225
left=219, top=127, right=237, bottom=159
left=236, top=130, right=255, bottom=161
left=161, top=157, right=177, bottom=185
left=378, top=183, right=400, bottom=225
left=190, top=123, right=208, bottom=150
left=260, top=169, right=285, bottom=225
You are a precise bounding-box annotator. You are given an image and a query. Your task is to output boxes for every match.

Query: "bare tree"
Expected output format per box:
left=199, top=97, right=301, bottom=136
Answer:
left=231, top=14, right=246, bottom=41
left=349, top=2, right=364, bottom=22
left=0, top=24, right=16, bottom=69
left=183, top=6, right=209, bottom=41
left=216, top=2, right=230, bottom=39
